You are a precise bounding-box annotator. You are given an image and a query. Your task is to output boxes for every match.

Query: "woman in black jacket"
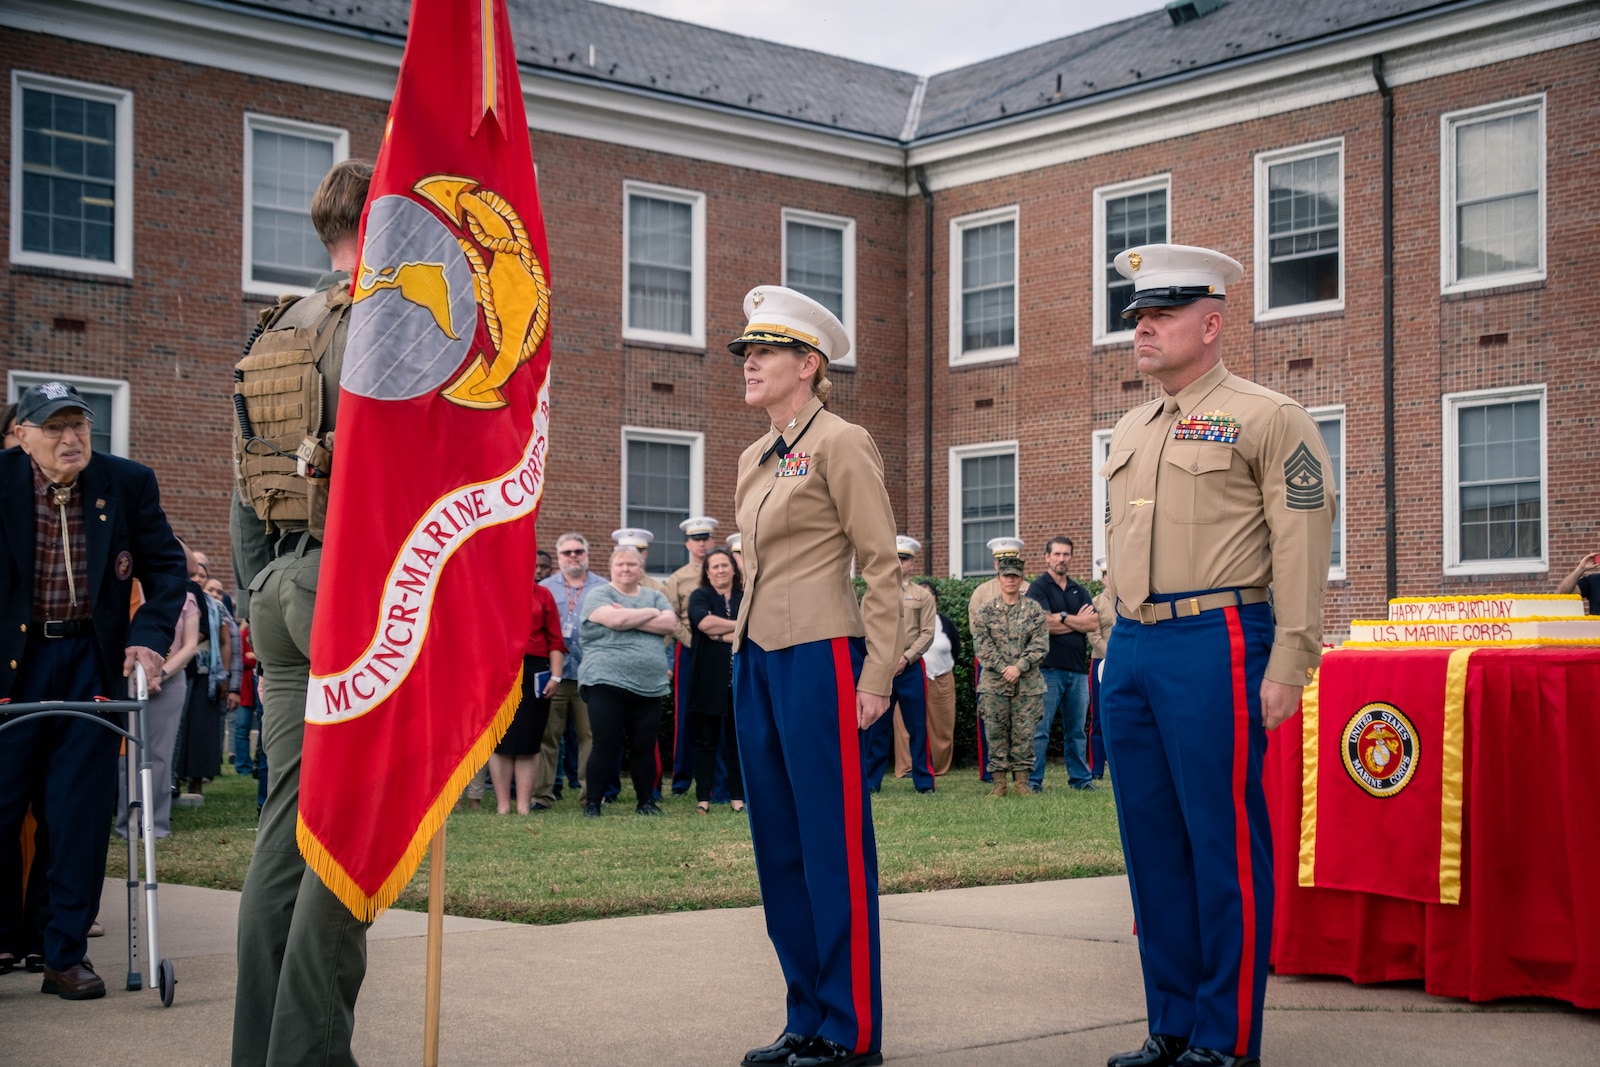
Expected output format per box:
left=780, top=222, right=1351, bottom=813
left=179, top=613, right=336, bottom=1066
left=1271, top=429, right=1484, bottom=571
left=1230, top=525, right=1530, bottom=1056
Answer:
left=685, top=547, right=745, bottom=813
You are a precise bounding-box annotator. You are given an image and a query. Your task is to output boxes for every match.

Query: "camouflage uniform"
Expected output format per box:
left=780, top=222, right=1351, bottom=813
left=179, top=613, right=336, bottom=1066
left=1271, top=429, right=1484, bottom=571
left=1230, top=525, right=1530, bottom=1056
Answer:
left=971, top=595, right=1049, bottom=775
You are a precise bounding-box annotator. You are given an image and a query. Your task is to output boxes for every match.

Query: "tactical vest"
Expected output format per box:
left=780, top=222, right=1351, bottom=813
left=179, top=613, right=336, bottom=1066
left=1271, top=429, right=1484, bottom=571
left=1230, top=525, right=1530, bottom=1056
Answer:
left=233, top=281, right=350, bottom=538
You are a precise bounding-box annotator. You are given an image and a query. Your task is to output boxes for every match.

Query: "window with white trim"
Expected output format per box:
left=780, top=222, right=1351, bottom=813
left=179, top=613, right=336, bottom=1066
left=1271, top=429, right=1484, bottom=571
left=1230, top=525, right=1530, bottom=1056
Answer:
left=781, top=208, right=856, bottom=367
left=243, top=114, right=348, bottom=295
left=948, top=441, right=1017, bottom=577
left=10, top=71, right=133, bottom=278
left=1255, top=140, right=1343, bottom=317
left=1094, top=177, right=1168, bottom=342
left=6, top=370, right=130, bottom=458
left=1091, top=430, right=1114, bottom=580
left=1442, top=96, right=1545, bottom=293
left=1309, top=406, right=1346, bottom=580
left=621, top=427, right=704, bottom=576
left=948, top=207, right=1018, bottom=365
left=623, top=182, right=705, bottom=348
left=1442, top=386, right=1546, bottom=576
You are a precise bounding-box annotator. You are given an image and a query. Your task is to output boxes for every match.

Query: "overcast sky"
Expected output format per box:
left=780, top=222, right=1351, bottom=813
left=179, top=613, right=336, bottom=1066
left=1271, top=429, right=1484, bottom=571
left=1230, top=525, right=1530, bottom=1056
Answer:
left=592, top=0, right=1173, bottom=76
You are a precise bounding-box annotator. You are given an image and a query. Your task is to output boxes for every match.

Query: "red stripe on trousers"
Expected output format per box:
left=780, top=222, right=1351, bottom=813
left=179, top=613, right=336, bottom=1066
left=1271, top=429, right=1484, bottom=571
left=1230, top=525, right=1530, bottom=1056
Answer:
left=831, top=638, right=871, bottom=1054
left=1223, top=606, right=1255, bottom=1056
left=918, top=663, right=935, bottom=785
left=973, top=656, right=986, bottom=779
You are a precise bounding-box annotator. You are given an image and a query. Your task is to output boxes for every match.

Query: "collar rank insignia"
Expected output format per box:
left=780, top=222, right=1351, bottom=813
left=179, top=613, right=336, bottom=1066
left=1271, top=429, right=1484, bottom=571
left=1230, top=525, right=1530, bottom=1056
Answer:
left=775, top=452, right=811, bottom=478
left=1173, top=409, right=1241, bottom=443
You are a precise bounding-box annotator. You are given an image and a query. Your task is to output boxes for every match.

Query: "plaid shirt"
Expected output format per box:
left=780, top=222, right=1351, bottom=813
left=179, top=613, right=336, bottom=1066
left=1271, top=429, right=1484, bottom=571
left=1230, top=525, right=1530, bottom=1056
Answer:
left=32, top=460, right=91, bottom=622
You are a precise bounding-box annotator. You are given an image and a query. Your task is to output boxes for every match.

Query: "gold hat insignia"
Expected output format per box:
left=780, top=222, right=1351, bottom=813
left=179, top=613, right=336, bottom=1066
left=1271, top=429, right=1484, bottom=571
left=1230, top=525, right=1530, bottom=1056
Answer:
left=1128, top=252, right=1142, bottom=271
left=752, top=292, right=765, bottom=307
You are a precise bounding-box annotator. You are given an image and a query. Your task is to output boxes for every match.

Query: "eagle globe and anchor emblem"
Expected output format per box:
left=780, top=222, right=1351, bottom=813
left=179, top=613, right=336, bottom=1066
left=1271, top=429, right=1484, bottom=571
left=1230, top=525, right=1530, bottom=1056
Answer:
left=1340, top=700, right=1419, bottom=798
left=342, top=174, right=550, bottom=409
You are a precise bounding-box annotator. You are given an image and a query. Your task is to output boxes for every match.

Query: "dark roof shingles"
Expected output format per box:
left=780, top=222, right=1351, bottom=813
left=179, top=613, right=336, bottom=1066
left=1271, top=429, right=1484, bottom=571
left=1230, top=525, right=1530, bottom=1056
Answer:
left=235, top=0, right=1462, bottom=141
left=238, top=0, right=921, bottom=139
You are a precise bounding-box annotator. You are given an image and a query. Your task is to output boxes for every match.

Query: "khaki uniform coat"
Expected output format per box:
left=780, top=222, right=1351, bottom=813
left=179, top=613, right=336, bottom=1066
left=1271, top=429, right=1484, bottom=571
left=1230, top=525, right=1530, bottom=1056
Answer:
left=899, top=580, right=937, bottom=665
left=734, top=396, right=903, bottom=697
left=1100, top=361, right=1336, bottom=687
left=666, top=559, right=702, bottom=647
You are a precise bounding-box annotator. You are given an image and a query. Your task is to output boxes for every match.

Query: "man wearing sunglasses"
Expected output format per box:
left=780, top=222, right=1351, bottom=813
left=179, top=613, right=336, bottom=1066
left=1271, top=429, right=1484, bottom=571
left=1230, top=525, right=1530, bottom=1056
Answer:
left=532, top=533, right=608, bottom=810
left=0, top=381, right=187, bottom=999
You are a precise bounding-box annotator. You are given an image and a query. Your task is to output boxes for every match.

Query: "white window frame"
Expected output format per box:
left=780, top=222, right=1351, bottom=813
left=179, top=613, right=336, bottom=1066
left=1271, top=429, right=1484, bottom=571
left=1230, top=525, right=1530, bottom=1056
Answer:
left=1093, top=174, right=1170, bottom=345
left=6, top=369, right=130, bottom=457
left=622, top=180, right=706, bottom=349
left=620, top=426, right=705, bottom=574
left=241, top=113, right=349, bottom=298
left=1254, top=138, right=1345, bottom=321
left=9, top=71, right=134, bottom=279
left=1091, top=429, right=1114, bottom=581
left=948, top=206, right=1019, bottom=366
left=1441, top=384, right=1547, bottom=577
left=1308, top=405, right=1347, bottom=582
left=947, top=440, right=1019, bottom=578
left=780, top=207, right=856, bottom=367
left=1440, top=95, right=1546, bottom=296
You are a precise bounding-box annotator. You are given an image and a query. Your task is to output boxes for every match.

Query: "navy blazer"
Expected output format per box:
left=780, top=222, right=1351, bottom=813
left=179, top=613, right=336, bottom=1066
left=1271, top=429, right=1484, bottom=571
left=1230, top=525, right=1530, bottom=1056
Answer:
left=0, top=448, right=189, bottom=699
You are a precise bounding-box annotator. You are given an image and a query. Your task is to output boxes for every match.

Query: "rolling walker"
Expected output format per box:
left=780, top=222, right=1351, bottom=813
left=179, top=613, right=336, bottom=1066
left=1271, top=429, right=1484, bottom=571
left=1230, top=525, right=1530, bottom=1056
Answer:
left=0, top=664, right=176, bottom=1005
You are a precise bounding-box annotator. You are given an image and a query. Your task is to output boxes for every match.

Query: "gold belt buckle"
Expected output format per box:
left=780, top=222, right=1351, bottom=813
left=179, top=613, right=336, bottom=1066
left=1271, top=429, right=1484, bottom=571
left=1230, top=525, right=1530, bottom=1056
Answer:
left=1137, top=602, right=1159, bottom=625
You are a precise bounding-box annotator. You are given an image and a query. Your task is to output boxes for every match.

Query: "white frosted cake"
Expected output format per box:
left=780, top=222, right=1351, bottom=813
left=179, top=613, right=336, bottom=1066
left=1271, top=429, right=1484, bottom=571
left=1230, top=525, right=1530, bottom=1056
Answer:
left=1345, top=594, right=1600, bottom=647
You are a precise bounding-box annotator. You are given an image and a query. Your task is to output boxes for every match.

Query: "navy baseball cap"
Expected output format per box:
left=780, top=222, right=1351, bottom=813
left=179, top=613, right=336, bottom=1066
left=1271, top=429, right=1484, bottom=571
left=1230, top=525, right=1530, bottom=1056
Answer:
left=16, top=381, right=92, bottom=426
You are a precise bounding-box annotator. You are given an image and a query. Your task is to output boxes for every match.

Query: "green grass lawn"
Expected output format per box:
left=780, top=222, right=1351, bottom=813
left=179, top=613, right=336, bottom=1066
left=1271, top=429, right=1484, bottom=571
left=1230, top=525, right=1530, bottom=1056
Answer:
left=108, top=768, right=1125, bottom=925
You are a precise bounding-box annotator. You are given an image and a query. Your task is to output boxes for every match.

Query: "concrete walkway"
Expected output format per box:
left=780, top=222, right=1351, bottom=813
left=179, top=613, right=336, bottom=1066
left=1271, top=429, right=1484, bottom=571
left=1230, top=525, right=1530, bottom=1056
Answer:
left=4, top=876, right=1595, bottom=1064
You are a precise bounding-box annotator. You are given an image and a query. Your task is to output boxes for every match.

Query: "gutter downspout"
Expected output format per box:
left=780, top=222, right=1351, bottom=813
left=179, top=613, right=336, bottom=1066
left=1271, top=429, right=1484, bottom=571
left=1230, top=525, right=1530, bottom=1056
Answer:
left=915, top=167, right=935, bottom=571
left=1373, top=56, right=1397, bottom=601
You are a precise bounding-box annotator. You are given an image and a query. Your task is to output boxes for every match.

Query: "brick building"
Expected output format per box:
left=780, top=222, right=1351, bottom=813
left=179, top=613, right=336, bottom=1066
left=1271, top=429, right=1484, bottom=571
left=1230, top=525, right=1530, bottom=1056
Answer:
left=3, top=0, right=1596, bottom=633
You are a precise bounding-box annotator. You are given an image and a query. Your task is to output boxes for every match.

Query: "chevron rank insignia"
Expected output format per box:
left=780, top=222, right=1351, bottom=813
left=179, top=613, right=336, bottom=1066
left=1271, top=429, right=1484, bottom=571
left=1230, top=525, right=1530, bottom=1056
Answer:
left=1173, top=410, right=1241, bottom=443
left=1284, top=442, right=1325, bottom=510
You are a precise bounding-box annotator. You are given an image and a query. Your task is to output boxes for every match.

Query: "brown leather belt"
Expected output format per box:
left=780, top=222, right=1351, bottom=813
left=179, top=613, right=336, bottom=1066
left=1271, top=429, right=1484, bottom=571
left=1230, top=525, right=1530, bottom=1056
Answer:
left=1118, top=587, right=1269, bottom=625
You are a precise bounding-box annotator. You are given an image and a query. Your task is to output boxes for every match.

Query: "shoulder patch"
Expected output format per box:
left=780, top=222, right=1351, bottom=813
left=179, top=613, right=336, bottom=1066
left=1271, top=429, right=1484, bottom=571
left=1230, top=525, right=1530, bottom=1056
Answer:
left=1284, top=442, right=1326, bottom=511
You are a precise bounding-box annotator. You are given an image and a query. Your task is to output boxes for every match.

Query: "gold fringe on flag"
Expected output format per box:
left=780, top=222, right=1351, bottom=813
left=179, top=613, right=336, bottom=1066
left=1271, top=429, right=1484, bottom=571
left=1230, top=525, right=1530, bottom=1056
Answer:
left=297, top=666, right=524, bottom=921
left=1297, top=667, right=1320, bottom=888
left=1437, top=647, right=1473, bottom=905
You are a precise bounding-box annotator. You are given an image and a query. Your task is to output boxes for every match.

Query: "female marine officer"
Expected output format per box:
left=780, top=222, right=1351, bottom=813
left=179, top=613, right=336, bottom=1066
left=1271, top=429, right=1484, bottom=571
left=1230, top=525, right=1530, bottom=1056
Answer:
left=730, top=286, right=902, bottom=1067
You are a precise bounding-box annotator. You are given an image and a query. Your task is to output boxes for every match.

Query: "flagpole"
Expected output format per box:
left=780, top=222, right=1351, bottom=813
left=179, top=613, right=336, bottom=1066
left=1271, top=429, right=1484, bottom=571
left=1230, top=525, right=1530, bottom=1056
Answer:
left=422, top=825, right=446, bottom=1067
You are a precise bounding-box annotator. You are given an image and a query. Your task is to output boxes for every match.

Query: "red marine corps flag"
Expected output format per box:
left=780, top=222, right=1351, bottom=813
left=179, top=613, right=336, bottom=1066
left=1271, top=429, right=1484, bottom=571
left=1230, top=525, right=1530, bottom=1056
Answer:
left=1298, top=648, right=1472, bottom=905
left=299, top=0, right=552, bottom=920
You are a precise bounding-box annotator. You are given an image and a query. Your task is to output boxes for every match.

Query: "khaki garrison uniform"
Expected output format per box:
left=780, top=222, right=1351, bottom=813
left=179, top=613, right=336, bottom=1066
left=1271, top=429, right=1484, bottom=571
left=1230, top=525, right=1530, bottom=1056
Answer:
left=733, top=391, right=901, bottom=1053
left=869, top=578, right=937, bottom=790
left=733, top=394, right=903, bottom=690
left=1099, top=356, right=1334, bottom=1061
left=1101, top=359, right=1334, bottom=683
left=664, top=557, right=702, bottom=794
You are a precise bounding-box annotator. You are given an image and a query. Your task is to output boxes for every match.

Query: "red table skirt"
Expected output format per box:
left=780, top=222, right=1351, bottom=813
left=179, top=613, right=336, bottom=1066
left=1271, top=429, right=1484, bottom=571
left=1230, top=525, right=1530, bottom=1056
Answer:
left=1266, top=647, right=1600, bottom=1007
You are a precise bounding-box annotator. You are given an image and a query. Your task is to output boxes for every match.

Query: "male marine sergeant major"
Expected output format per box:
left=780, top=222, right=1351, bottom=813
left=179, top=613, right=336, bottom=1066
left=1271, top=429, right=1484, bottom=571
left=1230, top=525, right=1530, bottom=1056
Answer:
left=230, top=158, right=373, bottom=1067
left=1098, top=244, right=1334, bottom=1067
left=0, top=382, right=187, bottom=1000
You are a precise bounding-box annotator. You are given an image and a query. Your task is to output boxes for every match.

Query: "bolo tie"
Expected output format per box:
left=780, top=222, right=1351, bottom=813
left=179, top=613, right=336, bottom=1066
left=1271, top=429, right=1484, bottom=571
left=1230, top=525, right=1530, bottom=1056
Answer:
left=51, top=483, right=79, bottom=609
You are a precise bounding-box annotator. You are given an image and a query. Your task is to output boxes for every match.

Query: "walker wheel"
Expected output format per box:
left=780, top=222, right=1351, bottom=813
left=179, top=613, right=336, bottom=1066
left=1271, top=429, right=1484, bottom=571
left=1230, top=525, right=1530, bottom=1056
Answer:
left=157, top=958, right=176, bottom=1007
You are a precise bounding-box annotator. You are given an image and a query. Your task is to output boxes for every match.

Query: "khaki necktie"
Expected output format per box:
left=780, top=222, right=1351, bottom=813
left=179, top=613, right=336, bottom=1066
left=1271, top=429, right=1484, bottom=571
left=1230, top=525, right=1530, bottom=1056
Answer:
left=1118, top=396, right=1181, bottom=609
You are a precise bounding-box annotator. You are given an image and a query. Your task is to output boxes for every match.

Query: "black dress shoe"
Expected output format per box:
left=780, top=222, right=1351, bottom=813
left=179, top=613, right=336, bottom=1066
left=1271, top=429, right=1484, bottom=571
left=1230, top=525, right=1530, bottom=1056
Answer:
left=786, top=1036, right=883, bottom=1067
left=1108, top=1033, right=1189, bottom=1067
left=1172, top=1048, right=1258, bottom=1067
left=582, top=803, right=602, bottom=818
left=741, top=1031, right=808, bottom=1066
